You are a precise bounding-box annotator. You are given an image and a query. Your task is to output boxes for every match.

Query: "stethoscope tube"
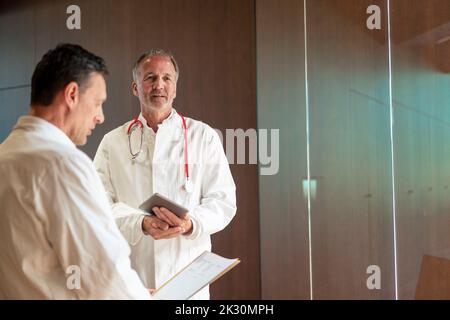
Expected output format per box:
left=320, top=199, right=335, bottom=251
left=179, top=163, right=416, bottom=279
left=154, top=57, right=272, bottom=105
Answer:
left=127, top=113, right=193, bottom=193
left=127, top=117, right=144, bottom=159
left=179, top=113, right=193, bottom=193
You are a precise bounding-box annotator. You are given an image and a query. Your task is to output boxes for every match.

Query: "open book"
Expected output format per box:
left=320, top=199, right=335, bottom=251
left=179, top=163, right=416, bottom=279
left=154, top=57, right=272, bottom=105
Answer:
left=152, top=251, right=241, bottom=300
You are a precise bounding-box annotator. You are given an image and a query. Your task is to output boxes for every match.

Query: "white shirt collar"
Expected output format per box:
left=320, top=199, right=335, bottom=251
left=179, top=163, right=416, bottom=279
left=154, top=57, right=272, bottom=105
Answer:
left=13, top=115, right=76, bottom=148
left=138, top=108, right=179, bottom=132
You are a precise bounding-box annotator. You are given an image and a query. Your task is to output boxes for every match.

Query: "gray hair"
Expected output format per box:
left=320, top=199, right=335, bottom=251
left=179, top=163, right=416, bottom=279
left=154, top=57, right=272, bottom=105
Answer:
left=132, top=49, right=179, bottom=81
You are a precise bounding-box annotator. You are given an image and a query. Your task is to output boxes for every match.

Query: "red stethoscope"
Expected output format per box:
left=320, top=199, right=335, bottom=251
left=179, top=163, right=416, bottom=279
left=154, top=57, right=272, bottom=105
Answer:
left=127, top=113, right=193, bottom=193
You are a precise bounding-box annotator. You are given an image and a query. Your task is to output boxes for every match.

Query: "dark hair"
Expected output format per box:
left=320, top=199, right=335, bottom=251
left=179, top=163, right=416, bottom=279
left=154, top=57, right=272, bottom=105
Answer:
left=132, top=49, right=179, bottom=81
left=31, top=43, right=108, bottom=106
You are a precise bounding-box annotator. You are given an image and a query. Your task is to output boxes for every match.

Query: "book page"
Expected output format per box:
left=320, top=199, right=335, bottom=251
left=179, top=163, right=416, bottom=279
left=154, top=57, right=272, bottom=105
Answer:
left=152, top=251, right=240, bottom=300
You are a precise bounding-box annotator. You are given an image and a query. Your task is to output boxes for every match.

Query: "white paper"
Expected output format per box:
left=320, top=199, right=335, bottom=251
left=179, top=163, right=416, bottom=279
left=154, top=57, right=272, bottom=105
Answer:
left=152, top=251, right=240, bottom=300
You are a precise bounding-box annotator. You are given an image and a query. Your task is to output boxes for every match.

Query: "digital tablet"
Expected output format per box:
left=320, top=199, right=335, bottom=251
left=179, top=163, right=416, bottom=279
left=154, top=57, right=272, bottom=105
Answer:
left=139, top=193, right=189, bottom=218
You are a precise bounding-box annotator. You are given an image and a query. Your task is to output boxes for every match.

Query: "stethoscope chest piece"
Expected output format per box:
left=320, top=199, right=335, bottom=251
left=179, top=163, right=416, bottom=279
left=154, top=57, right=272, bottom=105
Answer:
left=185, top=179, right=194, bottom=193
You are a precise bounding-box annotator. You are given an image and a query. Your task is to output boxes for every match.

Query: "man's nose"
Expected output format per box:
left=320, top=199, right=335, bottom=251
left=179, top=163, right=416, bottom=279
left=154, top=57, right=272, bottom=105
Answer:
left=96, top=107, right=105, bottom=124
left=153, top=77, right=164, bottom=90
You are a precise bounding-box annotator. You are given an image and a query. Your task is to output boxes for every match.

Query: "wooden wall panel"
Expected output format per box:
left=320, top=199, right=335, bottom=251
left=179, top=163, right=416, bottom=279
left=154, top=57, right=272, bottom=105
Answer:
left=0, top=1, right=35, bottom=89
left=0, top=87, right=31, bottom=141
left=391, top=0, right=450, bottom=299
left=415, top=255, right=450, bottom=299
left=256, top=0, right=310, bottom=299
left=197, top=0, right=260, bottom=300
left=307, top=0, right=395, bottom=299
left=0, top=1, right=34, bottom=143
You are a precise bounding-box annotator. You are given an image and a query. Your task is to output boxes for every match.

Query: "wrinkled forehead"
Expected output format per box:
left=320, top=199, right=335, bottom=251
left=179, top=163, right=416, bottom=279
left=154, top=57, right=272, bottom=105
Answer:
left=137, top=56, right=177, bottom=77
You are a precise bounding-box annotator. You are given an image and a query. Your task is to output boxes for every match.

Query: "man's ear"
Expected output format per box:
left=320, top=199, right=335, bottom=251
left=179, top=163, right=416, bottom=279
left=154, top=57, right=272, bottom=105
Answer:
left=131, top=81, right=139, bottom=97
left=64, top=81, right=79, bottom=110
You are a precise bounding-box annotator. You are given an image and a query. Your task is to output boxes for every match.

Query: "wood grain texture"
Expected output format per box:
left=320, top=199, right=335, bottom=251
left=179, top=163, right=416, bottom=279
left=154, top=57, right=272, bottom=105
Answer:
left=0, top=1, right=35, bottom=89
left=415, top=255, right=450, bottom=299
left=256, top=0, right=310, bottom=299
left=307, top=0, right=395, bottom=299
left=391, top=0, right=450, bottom=299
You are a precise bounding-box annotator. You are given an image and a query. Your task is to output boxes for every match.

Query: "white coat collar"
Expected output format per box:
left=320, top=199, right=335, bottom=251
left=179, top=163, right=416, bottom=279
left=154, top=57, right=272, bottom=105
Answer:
left=137, top=108, right=180, bottom=132
left=13, top=115, right=76, bottom=148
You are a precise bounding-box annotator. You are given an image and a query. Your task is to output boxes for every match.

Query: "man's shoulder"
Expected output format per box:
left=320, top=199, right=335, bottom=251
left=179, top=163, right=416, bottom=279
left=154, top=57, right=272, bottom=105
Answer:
left=40, top=147, right=100, bottom=187
left=97, top=122, right=132, bottom=153
left=184, top=116, right=219, bottom=141
left=103, top=121, right=131, bottom=140
left=41, top=144, right=94, bottom=172
left=0, top=141, right=94, bottom=180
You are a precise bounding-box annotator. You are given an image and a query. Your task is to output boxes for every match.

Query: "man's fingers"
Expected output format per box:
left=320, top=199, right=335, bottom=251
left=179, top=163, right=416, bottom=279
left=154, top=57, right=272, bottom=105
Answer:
left=153, top=207, right=175, bottom=226
left=153, top=207, right=183, bottom=227
left=150, top=225, right=183, bottom=240
left=143, top=215, right=169, bottom=233
left=160, top=207, right=183, bottom=226
left=150, top=217, right=169, bottom=231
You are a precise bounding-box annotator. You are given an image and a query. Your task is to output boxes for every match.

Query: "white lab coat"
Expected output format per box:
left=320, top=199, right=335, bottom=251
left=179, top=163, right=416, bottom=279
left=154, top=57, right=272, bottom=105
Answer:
left=93, top=109, right=237, bottom=299
left=0, top=116, right=150, bottom=300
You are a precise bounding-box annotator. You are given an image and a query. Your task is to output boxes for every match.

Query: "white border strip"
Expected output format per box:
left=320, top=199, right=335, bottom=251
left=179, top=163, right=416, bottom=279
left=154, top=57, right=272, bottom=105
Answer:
left=387, top=0, right=399, bottom=300
left=304, top=0, right=314, bottom=300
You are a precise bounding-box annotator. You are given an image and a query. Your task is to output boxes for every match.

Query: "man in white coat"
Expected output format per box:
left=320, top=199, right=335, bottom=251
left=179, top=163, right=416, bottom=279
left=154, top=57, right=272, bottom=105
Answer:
left=0, top=44, right=151, bottom=299
left=93, top=49, right=237, bottom=299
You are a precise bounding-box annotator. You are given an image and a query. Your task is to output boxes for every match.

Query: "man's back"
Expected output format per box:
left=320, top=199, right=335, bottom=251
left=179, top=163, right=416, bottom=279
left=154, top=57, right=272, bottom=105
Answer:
left=0, top=116, right=150, bottom=299
left=0, top=116, right=85, bottom=298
